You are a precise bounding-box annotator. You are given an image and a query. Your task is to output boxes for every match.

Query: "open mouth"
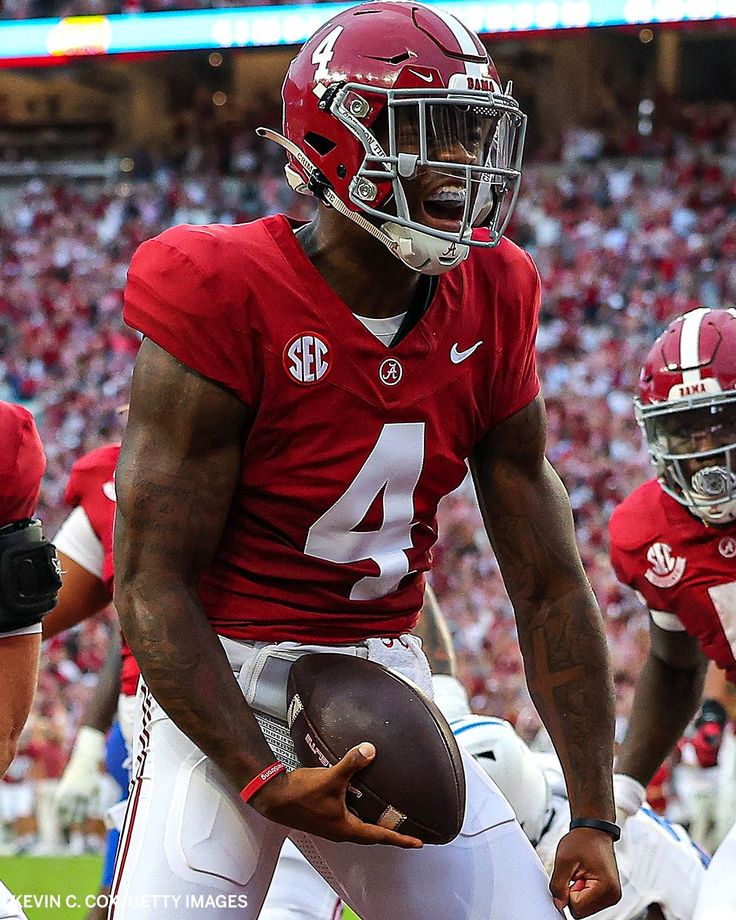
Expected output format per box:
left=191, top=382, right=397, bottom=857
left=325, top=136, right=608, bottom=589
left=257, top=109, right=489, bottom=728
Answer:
left=421, top=185, right=467, bottom=232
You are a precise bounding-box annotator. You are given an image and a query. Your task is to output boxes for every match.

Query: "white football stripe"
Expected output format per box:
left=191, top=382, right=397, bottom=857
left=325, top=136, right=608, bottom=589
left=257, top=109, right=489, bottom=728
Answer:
left=679, top=307, right=709, bottom=386
left=430, top=6, right=482, bottom=76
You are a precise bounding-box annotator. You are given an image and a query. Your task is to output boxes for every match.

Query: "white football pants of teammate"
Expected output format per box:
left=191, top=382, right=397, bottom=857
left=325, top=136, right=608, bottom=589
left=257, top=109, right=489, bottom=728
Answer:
left=108, top=636, right=561, bottom=920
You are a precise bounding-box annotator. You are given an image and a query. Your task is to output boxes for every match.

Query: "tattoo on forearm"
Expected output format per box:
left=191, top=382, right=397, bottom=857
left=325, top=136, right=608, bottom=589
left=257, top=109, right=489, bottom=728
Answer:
left=472, top=410, right=616, bottom=816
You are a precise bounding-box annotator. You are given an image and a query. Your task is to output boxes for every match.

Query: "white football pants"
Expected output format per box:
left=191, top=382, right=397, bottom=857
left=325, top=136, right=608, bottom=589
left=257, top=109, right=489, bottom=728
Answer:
left=108, top=636, right=561, bottom=920
left=260, top=839, right=343, bottom=920
left=692, top=819, right=736, bottom=919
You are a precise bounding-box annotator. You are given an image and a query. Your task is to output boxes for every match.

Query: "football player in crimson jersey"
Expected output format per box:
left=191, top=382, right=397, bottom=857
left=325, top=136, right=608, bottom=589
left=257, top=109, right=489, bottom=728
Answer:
left=112, top=4, right=621, bottom=918
left=609, top=307, right=736, bottom=919
left=0, top=401, right=60, bottom=920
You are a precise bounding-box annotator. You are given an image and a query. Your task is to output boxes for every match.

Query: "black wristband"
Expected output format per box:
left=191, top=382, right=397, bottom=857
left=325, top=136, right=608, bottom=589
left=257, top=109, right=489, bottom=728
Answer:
left=569, top=817, right=621, bottom=841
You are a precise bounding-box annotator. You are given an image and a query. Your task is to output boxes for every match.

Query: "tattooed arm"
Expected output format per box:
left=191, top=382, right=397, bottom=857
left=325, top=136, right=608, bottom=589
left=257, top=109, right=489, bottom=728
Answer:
left=114, top=339, right=276, bottom=787
left=471, top=394, right=620, bottom=918
left=114, top=339, right=422, bottom=848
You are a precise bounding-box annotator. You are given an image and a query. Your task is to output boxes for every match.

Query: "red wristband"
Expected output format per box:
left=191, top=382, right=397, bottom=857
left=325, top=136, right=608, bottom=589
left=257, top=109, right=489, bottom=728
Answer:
left=240, top=761, right=286, bottom=804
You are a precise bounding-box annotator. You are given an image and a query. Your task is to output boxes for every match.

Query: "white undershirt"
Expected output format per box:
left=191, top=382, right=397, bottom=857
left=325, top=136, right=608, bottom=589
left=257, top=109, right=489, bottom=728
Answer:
left=353, top=312, right=407, bottom=347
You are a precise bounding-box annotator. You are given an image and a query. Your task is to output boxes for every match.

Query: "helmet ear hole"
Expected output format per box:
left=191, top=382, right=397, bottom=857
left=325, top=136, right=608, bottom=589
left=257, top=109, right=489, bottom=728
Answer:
left=304, top=132, right=336, bottom=157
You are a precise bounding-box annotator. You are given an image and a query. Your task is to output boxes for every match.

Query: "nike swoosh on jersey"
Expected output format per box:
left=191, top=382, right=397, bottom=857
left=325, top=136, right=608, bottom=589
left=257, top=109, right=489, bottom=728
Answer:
left=408, top=69, right=434, bottom=83
left=450, top=341, right=483, bottom=364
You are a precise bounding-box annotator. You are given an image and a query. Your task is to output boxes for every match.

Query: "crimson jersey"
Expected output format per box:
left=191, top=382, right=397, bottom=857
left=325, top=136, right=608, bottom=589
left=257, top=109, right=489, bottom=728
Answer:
left=0, top=401, right=45, bottom=523
left=64, top=445, right=140, bottom=696
left=609, top=479, right=736, bottom=683
left=124, top=215, right=540, bottom=643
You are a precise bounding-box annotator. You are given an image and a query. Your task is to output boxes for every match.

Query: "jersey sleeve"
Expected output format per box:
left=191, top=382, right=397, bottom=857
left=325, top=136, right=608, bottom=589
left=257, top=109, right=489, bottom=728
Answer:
left=0, top=402, right=45, bottom=523
left=488, top=248, right=541, bottom=428
left=609, top=504, right=637, bottom=590
left=124, top=226, right=258, bottom=405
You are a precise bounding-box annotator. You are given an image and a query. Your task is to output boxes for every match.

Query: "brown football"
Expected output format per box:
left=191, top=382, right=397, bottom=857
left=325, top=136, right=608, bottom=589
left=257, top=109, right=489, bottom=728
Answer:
left=287, top=653, right=466, bottom=844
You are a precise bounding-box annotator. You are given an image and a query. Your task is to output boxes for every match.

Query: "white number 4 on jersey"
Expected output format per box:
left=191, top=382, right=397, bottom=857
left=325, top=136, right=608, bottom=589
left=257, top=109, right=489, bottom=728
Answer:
left=304, top=422, right=425, bottom=601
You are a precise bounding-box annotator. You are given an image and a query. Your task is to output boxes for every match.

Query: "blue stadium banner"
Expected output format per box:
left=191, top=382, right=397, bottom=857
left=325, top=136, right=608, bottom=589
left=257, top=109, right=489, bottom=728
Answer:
left=0, top=0, right=734, bottom=62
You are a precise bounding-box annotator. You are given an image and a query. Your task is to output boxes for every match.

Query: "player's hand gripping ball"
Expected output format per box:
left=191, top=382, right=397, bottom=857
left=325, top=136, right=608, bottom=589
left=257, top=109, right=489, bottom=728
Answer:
left=287, top=654, right=466, bottom=844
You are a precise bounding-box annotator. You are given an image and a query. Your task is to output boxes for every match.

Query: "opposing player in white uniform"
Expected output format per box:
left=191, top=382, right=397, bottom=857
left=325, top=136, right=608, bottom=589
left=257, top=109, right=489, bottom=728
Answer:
left=0, top=402, right=61, bottom=919
left=450, top=713, right=707, bottom=920
left=420, top=590, right=707, bottom=920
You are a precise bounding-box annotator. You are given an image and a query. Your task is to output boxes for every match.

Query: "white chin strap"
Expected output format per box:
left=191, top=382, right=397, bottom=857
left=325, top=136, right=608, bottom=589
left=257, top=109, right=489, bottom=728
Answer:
left=690, top=499, right=736, bottom=525
left=257, top=128, right=469, bottom=276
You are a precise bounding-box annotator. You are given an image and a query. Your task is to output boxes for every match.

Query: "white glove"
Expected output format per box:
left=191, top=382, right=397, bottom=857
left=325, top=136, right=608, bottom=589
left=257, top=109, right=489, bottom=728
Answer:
left=613, top=772, right=646, bottom=829
left=55, top=726, right=106, bottom=825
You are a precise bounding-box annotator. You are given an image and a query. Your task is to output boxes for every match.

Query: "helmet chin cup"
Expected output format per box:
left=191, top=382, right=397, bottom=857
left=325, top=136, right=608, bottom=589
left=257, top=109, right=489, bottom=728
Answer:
left=688, top=466, right=736, bottom=524
left=381, top=221, right=470, bottom=275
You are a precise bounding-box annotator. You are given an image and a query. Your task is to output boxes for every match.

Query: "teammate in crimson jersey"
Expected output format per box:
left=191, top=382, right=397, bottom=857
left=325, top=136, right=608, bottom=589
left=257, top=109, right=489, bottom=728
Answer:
left=112, top=4, right=620, bottom=918
left=41, top=444, right=132, bottom=920
left=0, top=401, right=60, bottom=920
left=609, top=307, right=736, bottom=919
left=47, top=444, right=140, bottom=700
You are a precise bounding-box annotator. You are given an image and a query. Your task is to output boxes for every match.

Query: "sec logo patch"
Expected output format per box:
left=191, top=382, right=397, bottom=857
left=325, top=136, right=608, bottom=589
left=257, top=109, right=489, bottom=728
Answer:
left=284, top=333, right=331, bottom=385
left=719, top=536, right=736, bottom=559
left=644, top=542, right=686, bottom=588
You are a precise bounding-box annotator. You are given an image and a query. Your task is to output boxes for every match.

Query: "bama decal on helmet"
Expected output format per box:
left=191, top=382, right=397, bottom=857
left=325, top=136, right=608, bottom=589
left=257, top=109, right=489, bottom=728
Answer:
left=644, top=542, right=686, bottom=588
left=448, top=73, right=501, bottom=93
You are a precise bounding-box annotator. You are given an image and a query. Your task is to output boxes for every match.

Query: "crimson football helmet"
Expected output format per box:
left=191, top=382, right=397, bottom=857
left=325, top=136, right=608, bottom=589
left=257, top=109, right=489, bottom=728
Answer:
left=258, top=0, right=526, bottom=275
left=636, top=307, right=736, bottom=525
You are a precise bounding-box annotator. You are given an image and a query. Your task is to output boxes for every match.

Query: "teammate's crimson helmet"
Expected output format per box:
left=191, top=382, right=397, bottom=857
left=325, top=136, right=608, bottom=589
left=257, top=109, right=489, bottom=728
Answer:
left=258, top=1, right=526, bottom=275
left=636, top=308, right=736, bottom=524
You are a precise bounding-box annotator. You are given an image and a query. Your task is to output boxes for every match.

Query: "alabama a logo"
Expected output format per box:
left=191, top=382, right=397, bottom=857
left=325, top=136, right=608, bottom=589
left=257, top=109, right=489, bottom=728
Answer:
left=283, top=332, right=331, bottom=385
left=379, top=357, right=403, bottom=386
left=644, top=542, right=686, bottom=588
left=719, top=536, right=736, bottom=559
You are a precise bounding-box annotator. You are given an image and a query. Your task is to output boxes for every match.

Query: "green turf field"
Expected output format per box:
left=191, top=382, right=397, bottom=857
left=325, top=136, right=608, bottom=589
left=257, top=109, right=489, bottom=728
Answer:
left=0, top=857, right=102, bottom=919
left=0, top=857, right=360, bottom=918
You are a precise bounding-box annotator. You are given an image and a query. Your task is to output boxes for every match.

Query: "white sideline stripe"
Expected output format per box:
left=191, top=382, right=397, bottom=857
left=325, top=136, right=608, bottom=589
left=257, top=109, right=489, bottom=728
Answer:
left=680, top=307, right=709, bottom=386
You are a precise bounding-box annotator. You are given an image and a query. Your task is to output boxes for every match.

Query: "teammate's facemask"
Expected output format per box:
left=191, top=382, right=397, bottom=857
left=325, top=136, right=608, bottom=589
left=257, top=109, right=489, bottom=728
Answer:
left=0, top=519, right=62, bottom=632
left=641, top=399, right=736, bottom=525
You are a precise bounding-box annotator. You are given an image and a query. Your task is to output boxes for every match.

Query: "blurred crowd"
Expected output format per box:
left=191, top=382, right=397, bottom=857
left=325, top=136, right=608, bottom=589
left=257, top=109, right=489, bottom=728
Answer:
left=2, top=97, right=736, bottom=851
